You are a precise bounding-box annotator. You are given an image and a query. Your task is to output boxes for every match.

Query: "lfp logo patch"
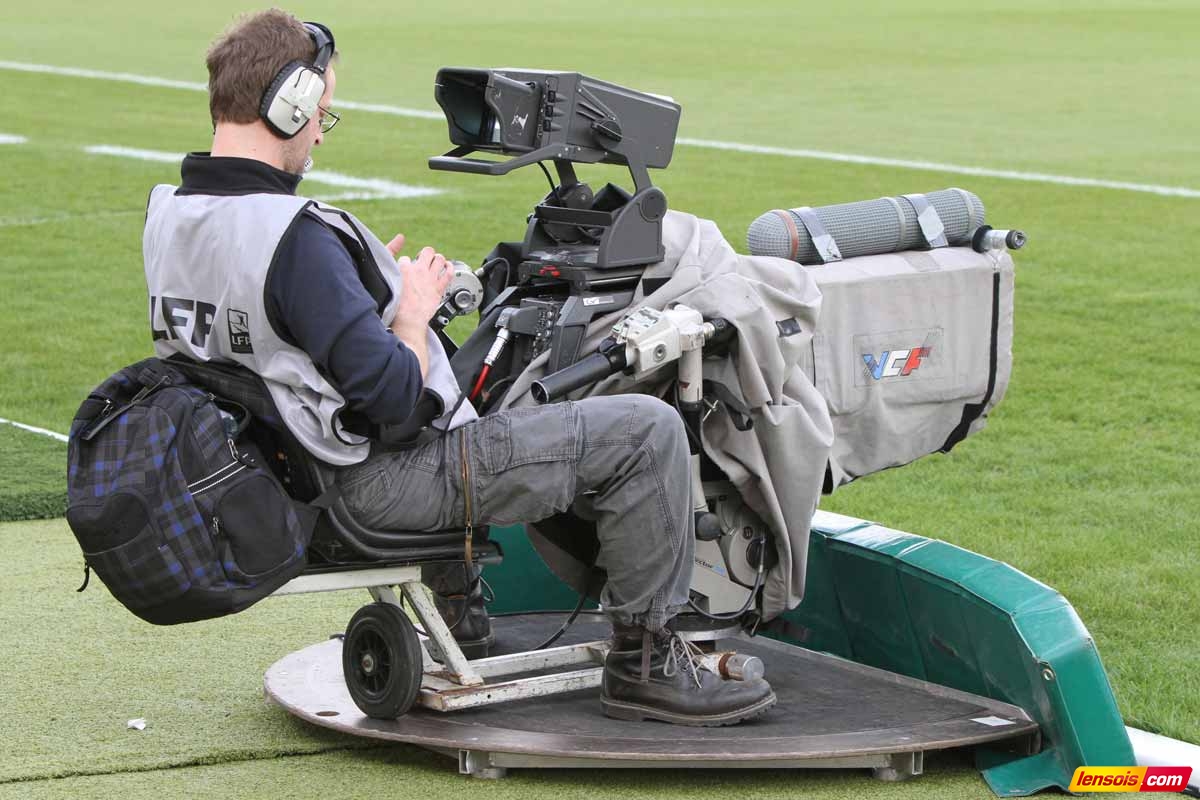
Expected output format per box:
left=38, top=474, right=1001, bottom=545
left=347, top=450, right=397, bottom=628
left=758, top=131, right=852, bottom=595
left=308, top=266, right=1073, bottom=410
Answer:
left=862, top=347, right=931, bottom=380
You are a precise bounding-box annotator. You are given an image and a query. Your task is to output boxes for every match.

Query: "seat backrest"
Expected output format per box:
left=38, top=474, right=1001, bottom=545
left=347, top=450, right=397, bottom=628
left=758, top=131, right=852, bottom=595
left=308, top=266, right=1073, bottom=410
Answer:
left=167, top=356, right=496, bottom=566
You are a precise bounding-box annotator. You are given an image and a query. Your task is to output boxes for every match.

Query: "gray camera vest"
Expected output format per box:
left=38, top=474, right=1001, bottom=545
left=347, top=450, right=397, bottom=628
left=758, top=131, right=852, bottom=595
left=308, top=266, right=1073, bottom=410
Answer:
left=143, top=185, right=475, bottom=465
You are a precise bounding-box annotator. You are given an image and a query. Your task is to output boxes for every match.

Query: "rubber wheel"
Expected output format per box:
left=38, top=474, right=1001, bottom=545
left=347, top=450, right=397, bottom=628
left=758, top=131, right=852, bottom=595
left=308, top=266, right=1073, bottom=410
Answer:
left=342, top=602, right=423, bottom=719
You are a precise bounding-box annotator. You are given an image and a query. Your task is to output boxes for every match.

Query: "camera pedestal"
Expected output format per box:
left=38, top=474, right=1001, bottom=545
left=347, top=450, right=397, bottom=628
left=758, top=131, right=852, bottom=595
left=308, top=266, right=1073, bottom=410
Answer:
left=264, top=614, right=1039, bottom=780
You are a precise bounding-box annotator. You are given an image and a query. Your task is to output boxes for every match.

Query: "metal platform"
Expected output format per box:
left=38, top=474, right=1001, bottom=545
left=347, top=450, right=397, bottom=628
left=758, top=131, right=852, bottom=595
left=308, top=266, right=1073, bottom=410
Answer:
left=264, top=614, right=1040, bottom=779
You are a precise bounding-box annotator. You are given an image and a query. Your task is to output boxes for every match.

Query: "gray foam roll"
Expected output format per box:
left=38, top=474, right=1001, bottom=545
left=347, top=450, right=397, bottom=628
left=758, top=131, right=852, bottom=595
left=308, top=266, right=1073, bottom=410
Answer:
left=747, top=188, right=985, bottom=265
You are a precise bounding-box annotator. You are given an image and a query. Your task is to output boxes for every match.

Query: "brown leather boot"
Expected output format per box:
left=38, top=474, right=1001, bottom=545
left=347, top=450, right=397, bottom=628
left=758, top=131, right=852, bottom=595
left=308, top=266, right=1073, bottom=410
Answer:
left=601, top=623, right=776, bottom=726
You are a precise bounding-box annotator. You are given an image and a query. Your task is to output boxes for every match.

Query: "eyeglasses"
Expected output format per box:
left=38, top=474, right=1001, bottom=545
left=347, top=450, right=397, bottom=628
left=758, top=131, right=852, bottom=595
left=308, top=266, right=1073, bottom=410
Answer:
left=318, top=104, right=341, bottom=134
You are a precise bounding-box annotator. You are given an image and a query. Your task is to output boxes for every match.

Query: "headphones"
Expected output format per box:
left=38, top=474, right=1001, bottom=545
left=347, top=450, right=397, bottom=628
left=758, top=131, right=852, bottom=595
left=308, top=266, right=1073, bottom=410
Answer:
left=259, top=21, right=336, bottom=139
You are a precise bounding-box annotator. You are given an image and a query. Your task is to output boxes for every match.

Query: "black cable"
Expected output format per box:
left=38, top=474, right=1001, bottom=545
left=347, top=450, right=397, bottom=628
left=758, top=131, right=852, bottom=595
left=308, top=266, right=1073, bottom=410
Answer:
left=479, top=255, right=511, bottom=291
left=671, top=384, right=705, bottom=450
left=406, top=562, right=480, bottom=638
left=431, top=390, right=470, bottom=435
left=537, top=161, right=560, bottom=202
left=532, top=591, right=590, bottom=651
left=489, top=609, right=605, bottom=618
left=686, top=534, right=767, bottom=622
left=479, top=376, right=516, bottom=411
left=406, top=593, right=467, bottom=639
left=669, top=380, right=765, bottom=623
left=573, top=224, right=605, bottom=243
left=687, top=569, right=763, bottom=621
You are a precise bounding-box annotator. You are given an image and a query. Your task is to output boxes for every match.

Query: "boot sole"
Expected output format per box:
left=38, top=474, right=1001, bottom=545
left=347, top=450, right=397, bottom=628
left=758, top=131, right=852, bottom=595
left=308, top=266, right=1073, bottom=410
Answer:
left=600, top=690, right=777, bottom=727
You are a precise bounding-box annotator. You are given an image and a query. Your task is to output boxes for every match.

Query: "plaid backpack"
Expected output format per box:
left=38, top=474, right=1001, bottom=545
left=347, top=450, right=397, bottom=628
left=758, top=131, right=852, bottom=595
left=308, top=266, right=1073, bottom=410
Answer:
left=66, top=357, right=316, bottom=624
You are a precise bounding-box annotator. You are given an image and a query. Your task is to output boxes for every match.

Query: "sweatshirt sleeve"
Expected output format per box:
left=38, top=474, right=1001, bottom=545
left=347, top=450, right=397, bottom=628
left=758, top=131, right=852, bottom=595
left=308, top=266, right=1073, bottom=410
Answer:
left=266, top=213, right=423, bottom=425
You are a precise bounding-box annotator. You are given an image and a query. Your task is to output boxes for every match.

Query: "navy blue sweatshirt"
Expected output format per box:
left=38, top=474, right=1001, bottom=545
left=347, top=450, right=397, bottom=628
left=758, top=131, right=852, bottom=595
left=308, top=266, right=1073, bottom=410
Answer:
left=176, top=153, right=423, bottom=425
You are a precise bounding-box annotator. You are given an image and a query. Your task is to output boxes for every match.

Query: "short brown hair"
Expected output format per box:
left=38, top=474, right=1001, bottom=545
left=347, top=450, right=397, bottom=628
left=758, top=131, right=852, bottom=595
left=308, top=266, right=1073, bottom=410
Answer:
left=205, top=9, right=318, bottom=125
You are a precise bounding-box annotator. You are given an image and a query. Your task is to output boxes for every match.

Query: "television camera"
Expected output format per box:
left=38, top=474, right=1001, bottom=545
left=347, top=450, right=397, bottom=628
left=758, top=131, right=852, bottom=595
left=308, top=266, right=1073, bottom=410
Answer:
left=430, top=68, right=770, bottom=627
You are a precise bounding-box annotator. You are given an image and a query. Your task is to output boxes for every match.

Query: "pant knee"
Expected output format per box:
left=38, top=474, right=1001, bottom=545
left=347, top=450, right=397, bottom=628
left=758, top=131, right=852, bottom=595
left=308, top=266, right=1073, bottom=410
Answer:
left=574, top=394, right=688, bottom=461
left=627, top=395, right=687, bottom=453
left=638, top=395, right=686, bottom=434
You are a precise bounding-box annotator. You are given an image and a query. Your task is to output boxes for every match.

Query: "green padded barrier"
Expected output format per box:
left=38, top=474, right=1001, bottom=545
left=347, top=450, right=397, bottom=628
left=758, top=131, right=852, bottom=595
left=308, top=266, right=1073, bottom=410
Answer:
left=482, top=524, right=582, bottom=614
left=773, top=511, right=1134, bottom=796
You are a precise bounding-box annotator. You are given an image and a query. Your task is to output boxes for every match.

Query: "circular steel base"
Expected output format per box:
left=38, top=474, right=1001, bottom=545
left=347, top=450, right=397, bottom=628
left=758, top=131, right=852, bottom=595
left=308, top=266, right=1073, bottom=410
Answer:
left=264, top=615, right=1038, bottom=777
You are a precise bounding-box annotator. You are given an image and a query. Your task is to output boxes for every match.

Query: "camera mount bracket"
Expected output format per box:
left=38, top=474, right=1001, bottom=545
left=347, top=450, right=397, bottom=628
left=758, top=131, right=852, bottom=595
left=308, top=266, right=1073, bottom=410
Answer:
left=429, top=68, right=680, bottom=371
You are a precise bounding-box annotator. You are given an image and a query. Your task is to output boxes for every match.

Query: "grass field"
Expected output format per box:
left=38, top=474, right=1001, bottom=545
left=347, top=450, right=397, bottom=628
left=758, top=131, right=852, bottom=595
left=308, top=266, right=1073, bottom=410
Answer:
left=1, top=0, right=1197, bottom=796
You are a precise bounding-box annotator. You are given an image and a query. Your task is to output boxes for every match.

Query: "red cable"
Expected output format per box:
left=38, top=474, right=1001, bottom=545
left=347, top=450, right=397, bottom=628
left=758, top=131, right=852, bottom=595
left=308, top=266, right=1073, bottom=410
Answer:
left=469, top=364, right=491, bottom=402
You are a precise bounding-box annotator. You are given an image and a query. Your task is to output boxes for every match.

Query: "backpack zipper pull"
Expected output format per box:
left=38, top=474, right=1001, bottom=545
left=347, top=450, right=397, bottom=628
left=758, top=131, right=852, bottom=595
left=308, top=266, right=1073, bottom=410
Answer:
left=80, top=399, right=115, bottom=441
left=130, top=374, right=168, bottom=403
left=76, top=562, right=91, bottom=593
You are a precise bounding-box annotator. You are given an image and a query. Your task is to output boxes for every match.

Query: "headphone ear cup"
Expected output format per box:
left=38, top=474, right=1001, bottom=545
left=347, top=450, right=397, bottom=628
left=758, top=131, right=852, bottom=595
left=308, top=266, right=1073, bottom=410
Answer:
left=260, top=61, right=318, bottom=139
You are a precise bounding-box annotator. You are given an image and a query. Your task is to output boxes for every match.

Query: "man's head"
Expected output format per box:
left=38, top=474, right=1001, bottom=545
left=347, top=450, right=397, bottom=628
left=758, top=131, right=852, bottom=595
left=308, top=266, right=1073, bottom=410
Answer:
left=206, top=9, right=338, bottom=174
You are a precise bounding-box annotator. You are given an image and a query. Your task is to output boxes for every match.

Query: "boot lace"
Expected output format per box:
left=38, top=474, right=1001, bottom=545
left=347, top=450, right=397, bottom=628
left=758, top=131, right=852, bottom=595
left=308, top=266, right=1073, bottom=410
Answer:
left=661, top=632, right=705, bottom=688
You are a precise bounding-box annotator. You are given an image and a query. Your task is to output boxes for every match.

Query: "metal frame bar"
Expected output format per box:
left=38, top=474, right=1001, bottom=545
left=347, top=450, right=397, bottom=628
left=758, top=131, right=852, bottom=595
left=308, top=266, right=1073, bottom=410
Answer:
left=396, top=581, right=484, bottom=687
left=420, top=663, right=605, bottom=712
left=272, top=565, right=422, bottom=596
left=270, top=571, right=613, bottom=712
left=415, top=634, right=610, bottom=711
left=432, top=746, right=928, bottom=780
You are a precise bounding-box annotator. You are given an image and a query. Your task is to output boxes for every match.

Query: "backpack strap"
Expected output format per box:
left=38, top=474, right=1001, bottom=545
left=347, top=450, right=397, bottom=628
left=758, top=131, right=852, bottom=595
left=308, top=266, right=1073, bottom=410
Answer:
left=290, top=483, right=340, bottom=538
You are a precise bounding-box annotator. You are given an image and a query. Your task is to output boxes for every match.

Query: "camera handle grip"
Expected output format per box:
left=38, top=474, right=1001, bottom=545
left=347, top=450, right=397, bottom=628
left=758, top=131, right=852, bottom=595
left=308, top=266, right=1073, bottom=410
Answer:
left=531, top=340, right=628, bottom=404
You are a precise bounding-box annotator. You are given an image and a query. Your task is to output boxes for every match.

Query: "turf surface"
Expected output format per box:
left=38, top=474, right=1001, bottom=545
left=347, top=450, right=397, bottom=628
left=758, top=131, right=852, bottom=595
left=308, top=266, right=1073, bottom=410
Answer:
left=0, top=0, right=1196, bottom=793
left=0, top=748, right=1014, bottom=800
left=0, top=517, right=1018, bottom=797
left=0, top=425, right=66, bottom=520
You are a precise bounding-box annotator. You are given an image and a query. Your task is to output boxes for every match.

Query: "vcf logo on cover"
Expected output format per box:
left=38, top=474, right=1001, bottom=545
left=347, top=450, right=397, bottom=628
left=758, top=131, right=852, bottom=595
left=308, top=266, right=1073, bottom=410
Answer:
left=862, top=346, right=931, bottom=381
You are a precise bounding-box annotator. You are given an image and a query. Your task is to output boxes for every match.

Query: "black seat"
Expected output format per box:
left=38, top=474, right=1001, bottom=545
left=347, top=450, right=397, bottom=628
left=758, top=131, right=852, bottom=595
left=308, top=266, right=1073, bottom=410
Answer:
left=166, top=356, right=500, bottom=571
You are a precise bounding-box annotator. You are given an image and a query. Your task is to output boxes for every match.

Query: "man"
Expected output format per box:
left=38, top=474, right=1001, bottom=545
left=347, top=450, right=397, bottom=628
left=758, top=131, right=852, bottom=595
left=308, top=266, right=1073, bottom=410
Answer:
left=143, top=9, right=775, bottom=725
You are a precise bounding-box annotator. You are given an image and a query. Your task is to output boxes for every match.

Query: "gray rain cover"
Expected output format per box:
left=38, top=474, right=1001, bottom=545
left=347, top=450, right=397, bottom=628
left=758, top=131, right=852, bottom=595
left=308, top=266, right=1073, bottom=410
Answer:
left=797, top=247, right=1015, bottom=488
left=501, top=211, right=834, bottom=619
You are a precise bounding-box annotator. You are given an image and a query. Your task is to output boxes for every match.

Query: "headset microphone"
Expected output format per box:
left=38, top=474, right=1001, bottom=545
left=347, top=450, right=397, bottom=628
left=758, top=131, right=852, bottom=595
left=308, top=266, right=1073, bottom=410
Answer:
left=259, top=21, right=335, bottom=140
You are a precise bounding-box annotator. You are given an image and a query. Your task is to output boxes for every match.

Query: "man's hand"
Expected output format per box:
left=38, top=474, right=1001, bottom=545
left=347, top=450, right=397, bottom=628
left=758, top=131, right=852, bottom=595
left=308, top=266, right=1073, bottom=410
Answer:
left=394, top=245, right=453, bottom=325
left=387, top=236, right=452, bottom=379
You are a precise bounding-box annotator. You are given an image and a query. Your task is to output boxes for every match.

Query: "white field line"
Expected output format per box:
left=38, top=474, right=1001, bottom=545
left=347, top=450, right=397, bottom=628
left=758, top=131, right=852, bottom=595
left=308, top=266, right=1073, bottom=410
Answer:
left=83, top=144, right=182, bottom=164
left=4, top=59, right=1199, bottom=199
left=0, top=60, right=440, bottom=119
left=676, top=138, right=1200, bottom=200
left=83, top=144, right=442, bottom=200
left=0, top=209, right=142, bottom=228
left=304, top=168, right=442, bottom=198
left=333, top=99, right=441, bottom=120
left=0, top=417, right=69, bottom=443
left=0, top=59, right=207, bottom=91
left=0, top=133, right=27, bottom=144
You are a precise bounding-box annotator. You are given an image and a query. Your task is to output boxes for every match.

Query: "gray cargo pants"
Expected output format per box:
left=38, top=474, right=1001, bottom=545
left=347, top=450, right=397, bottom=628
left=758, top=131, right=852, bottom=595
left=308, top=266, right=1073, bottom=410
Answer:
left=335, top=395, right=695, bottom=631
